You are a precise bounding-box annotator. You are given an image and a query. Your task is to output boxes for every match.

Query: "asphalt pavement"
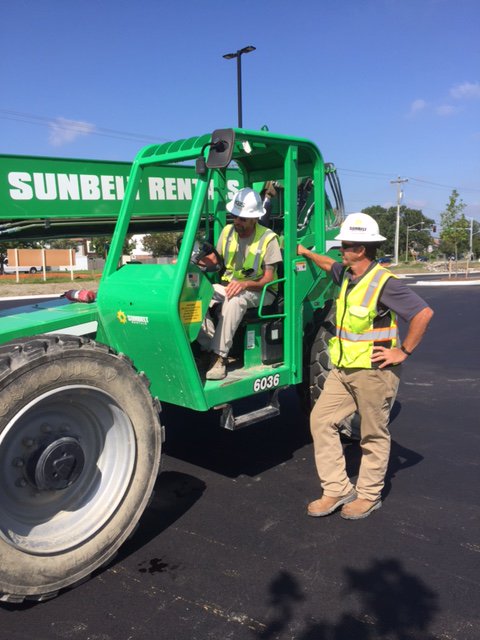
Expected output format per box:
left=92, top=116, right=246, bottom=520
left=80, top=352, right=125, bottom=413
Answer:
left=0, top=285, right=479, bottom=640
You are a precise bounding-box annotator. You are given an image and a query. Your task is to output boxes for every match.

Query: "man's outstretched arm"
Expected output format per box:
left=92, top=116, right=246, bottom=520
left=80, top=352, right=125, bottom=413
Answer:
left=297, top=245, right=336, bottom=272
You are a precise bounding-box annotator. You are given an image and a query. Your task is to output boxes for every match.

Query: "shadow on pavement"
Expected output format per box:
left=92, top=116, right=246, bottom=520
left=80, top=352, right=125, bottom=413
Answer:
left=161, top=389, right=312, bottom=478
left=115, top=470, right=206, bottom=562
left=256, top=559, right=439, bottom=640
left=384, top=440, right=424, bottom=498
left=344, top=437, right=424, bottom=501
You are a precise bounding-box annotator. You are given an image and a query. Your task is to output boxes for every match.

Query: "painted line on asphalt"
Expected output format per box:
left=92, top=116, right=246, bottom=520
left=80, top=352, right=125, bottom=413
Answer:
left=0, top=294, right=63, bottom=301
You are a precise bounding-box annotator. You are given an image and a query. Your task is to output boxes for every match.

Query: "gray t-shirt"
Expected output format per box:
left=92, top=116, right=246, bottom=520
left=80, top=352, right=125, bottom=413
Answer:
left=331, top=262, right=428, bottom=322
left=217, top=224, right=282, bottom=274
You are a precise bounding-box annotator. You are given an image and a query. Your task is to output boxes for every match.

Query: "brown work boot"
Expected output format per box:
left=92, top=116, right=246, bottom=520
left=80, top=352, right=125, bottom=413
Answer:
left=206, top=353, right=227, bottom=380
left=307, top=490, right=356, bottom=517
left=341, top=497, right=382, bottom=520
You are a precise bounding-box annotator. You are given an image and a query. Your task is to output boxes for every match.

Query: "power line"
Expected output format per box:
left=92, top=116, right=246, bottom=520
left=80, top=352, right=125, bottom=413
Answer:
left=0, top=109, right=169, bottom=144
left=1, top=109, right=480, bottom=196
left=339, top=167, right=393, bottom=179
left=339, top=167, right=480, bottom=193
left=407, top=177, right=480, bottom=193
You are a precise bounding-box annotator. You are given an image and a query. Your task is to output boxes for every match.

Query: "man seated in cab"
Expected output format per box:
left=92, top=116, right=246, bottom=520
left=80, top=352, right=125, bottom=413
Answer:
left=203, top=187, right=282, bottom=380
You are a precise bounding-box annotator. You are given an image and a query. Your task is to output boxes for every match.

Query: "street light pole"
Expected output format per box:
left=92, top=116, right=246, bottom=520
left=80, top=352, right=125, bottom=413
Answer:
left=222, top=45, right=256, bottom=128
left=390, top=176, right=408, bottom=265
left=405, top=222, right=424, bottom=262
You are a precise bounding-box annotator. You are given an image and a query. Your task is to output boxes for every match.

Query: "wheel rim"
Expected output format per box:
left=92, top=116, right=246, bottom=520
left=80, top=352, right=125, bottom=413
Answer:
left=0, top=385, right=136, bottom=555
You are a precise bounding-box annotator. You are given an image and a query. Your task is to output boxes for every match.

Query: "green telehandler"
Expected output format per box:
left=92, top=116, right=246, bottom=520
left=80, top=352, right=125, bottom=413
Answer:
left=0, top=127, right=347, bottom=601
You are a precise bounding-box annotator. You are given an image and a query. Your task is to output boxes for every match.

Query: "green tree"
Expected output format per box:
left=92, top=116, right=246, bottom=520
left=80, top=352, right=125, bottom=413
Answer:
left=88, top=235, right=135, bottom=258
left=362, top=205, right=435, bottom=259
left=142, top=232, right=182, bottom=257
left=439, top=190, right=468, bottom=259
left=48, top=239, right=81, bottom=250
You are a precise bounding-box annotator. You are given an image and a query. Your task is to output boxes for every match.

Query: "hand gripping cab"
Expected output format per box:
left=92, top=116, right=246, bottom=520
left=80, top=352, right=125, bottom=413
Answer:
left=0, top=128, right=345, bottom=601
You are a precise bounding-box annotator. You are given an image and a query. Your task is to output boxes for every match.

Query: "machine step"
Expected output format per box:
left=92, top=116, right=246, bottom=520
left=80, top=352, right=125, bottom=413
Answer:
left=219, top=389, right=281, bottom=430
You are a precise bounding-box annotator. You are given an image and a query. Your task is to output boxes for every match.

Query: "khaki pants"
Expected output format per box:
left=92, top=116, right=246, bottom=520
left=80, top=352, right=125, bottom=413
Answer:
left=198, top=283, right=275, bottom=358
left=310, top=367, right=401, bottom=501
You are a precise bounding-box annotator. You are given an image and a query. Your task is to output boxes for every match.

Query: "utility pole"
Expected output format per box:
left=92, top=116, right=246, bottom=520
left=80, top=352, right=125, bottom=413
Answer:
left=390, top=176, right=408, bottom=265
left=469, top=217, right=473, bottom=258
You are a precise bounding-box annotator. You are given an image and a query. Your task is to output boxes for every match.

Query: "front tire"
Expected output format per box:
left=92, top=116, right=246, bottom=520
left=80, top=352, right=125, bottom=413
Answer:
left=0, top=336, right=162, bottom=602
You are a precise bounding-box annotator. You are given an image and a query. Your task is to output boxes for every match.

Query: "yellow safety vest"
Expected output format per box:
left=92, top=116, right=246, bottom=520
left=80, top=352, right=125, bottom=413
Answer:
left=221, top=224, right=279, bottom=291
left=329, top=263, right=399, bottom=368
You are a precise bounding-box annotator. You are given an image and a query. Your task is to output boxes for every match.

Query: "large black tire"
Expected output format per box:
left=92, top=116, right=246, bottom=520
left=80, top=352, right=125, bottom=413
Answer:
left=0, top=335, right=162, bottom=602
left=302, top=304, right=360, bottom=440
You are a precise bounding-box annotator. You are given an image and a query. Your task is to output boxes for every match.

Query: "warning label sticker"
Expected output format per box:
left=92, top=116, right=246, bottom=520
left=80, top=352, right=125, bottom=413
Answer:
left=180, top=300, right=202, bottom=324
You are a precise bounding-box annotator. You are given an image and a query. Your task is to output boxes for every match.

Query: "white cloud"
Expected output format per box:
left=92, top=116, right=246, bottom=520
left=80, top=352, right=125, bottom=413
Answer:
left=407, top=82, right=479, bottom=120
left=409, top=99, right=427, bottom=115
left=49, top=117, right=96, bottom=147
left=436, top=104, right=458, bottom=116
left=450, top=81, right=480, bottom=100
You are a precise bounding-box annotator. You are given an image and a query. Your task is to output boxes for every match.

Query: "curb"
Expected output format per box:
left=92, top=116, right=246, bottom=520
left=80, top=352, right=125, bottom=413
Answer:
left=396, top=273, right=480, bottom=286
left=410, top=280, right=480, bottom=287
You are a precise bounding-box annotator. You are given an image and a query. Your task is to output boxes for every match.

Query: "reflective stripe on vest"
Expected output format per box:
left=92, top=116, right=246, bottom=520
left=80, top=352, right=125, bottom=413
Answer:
left=329, top=263, right=399, bottom=368
left=221, top=224, right=278, bottom=289
left=338, top=326, right=399, bottom=342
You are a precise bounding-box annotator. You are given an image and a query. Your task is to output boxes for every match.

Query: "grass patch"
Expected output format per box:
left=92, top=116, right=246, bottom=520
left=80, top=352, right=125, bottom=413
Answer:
left=0, top=271, right=102, bottom=286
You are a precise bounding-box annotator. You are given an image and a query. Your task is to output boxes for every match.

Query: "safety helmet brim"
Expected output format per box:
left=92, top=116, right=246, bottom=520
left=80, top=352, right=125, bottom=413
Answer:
left=334, top=230, right=386, bottom=242
left=226, top=200, right=266, bottom=218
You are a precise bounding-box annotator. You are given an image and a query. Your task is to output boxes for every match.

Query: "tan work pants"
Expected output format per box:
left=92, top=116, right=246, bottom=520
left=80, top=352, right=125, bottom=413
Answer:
left=310, top=367, right=401, bottom=501
left=199, top=284, right=275, bottom=358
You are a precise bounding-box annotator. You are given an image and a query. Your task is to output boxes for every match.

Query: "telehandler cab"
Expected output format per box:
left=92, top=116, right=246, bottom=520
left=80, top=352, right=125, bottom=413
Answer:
left=0, top=127, right=346, bottom=601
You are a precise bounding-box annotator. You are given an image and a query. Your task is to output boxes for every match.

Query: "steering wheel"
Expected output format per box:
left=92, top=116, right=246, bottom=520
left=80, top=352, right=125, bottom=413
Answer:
left=190, top=241, right=224, bottom=273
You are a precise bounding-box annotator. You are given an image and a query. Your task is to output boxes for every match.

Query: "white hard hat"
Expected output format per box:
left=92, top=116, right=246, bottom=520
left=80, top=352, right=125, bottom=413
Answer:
left=335, top=213, right=386, bottom=243
left=226, top=187, right=266, bottom=218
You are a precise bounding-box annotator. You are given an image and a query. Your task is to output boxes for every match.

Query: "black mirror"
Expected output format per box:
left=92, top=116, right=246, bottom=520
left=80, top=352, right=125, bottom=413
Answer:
left=206, top=129, right=235, bottom=168
left=195, top=156, right=207, bottom=175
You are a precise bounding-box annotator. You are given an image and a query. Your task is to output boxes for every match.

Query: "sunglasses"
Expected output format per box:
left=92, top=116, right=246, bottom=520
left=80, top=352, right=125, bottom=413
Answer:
left=341, top=242, right=363, bottom=250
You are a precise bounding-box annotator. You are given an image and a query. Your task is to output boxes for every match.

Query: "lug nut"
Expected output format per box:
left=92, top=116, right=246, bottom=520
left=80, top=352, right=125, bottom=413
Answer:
left=12, top=458, right=24, bottom=468
left=15, top=478, right=27, bottom=488
left=22, top=438, right=35, bottom=448
left=41, top=423, right=52, bottom=433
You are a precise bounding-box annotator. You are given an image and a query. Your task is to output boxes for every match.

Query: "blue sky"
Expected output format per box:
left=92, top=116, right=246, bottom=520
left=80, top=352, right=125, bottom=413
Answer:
left=1, top=0, right=479, bottom=224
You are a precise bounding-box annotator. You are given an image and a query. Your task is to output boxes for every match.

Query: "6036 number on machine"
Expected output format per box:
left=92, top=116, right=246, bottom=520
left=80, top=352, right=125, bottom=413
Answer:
left=253, top=374, right=280, bottom=393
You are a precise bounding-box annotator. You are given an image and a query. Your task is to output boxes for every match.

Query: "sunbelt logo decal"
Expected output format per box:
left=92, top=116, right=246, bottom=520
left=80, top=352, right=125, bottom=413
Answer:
left=116, top=310, right=149, bottom=326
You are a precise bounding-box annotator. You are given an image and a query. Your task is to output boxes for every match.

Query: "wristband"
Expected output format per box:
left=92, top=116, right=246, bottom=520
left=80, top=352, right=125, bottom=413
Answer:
left=400, top=345, right=412, bottom=356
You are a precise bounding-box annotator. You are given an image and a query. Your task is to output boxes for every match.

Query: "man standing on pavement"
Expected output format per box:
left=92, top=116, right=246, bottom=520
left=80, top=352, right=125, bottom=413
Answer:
left=205, top=188, right=282, bottom=380
left=298, top=212, right=434, bottom=520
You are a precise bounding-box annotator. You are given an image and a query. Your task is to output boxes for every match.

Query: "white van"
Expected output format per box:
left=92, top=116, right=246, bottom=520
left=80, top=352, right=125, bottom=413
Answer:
left=1, top=259, right=41, bottom=274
